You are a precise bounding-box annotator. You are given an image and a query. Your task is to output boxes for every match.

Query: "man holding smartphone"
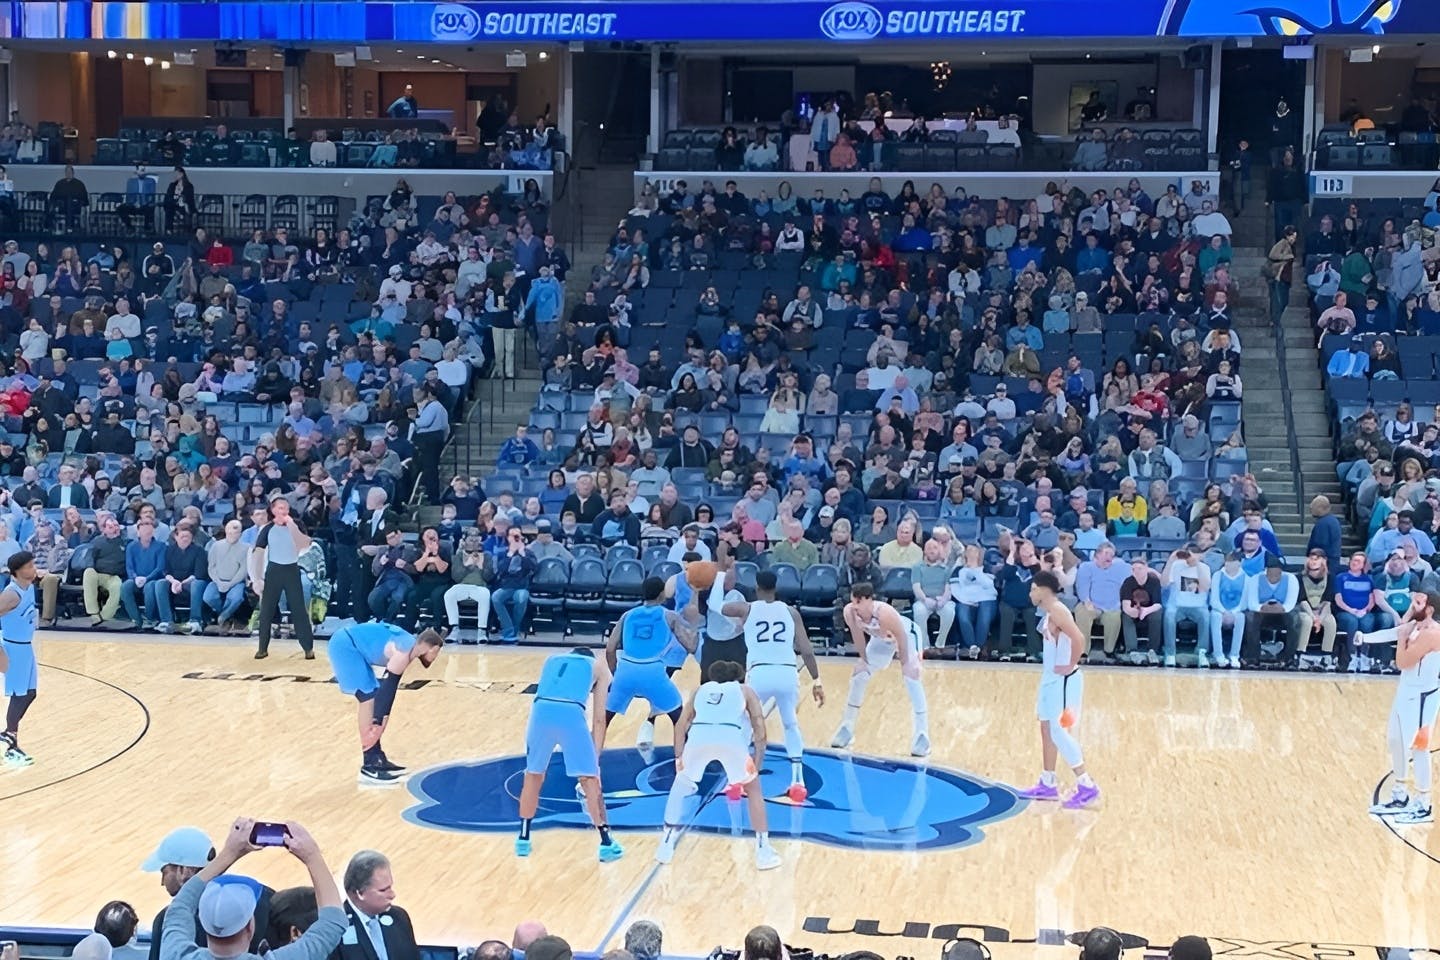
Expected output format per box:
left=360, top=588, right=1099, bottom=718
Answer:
left=160, top=817, right=346, bottom=960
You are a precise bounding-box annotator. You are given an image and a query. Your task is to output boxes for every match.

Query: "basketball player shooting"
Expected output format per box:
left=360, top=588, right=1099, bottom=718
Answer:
left=1016, top=571, right=1100, bottom=809
left=325, top=620, right=445, bottom=786
left=655, top=659, right=781, bottom=870
left=604, top=577, right=698, bottom=740
left=1366, top=591, right=1440, bottom=825
left=719, top=569, right=825, bottom=798
left=0, top=551, right=39, bottom=767
left=832, top=582, right=930, bottom=758
left=516, top=648, right=624, bottom=862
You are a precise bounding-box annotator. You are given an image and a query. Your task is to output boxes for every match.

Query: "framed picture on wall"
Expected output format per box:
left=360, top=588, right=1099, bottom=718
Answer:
left=1068, top=81, right=1117, bottom=132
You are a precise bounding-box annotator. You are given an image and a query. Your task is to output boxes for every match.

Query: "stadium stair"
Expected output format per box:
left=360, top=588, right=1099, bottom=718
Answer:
left=439, top=164, right=635, bottom=498
left=1229, top=181, right=1356, bottom=558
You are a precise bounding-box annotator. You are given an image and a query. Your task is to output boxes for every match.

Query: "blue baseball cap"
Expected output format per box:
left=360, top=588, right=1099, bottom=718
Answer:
left=141, top=826, right=213, bottom=871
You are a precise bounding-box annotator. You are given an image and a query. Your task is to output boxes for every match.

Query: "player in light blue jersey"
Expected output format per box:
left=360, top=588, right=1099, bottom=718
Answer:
left=326, top=619, right=445, bottom=786
left=0, top=551, right=39, bottom=766
left=516, top=648, right=622, bottom=861
left=604, top=577, right=698, bottom=742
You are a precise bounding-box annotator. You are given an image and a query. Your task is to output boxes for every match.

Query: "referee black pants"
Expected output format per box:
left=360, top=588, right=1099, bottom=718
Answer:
left=414, top=431, right=446, bottom=504
left=257, top=562, right=314, bottom=655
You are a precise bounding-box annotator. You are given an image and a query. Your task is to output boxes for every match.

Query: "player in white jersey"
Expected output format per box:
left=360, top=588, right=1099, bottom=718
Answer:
left=655, top=659, right=781, bottom=870
left=1016, top=571, right=1100, bottom=809
left=831, top=582, right=930, bottom=757
left=717, top=569, right=825, bottom=799
left=1366, top=591, right=1440, bottom=824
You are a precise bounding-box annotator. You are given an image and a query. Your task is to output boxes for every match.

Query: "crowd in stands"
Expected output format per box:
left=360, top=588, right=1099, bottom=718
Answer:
left=442, top=168, right=1399, bottom=672
left=0, top=164, right=583, bottom=640
left=1298, top=193, right=1440, bottom=672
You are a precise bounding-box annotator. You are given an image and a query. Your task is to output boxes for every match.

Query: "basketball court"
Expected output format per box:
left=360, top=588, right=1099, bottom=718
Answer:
left=5, top=633, right=1438, bottom=960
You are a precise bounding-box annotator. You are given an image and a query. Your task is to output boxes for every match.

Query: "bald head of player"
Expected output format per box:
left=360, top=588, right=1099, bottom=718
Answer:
left=707, top=659, right=745, bottom=683
left=755, top=569, right=777, bottom=600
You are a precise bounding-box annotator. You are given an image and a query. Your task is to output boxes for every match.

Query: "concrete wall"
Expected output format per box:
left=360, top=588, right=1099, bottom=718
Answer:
left=6, top=164, right=553, bottom=203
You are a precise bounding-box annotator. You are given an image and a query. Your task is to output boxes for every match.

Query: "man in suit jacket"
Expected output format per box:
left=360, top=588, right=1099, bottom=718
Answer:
left=333, top=850, right=419, bottom=960
left=45, top=463, right=89, bottom=508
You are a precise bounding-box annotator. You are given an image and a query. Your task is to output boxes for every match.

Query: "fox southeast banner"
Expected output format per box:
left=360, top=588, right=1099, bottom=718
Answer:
left=0, top=0, right=1435, bottom=42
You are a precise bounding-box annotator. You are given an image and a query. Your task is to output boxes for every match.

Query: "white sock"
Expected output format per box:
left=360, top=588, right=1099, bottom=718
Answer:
left=1077, top=772, right=1096, bottom=788
left=755, top=831, right=769, bottom=845
left=904, top=676, right=929, bottom=738
left=1040, top=770, right=1058, bottom=786
left=790, top=758, right=803, bottom=782
left=1416, top=747, right=1433, bottom=794
left=1418, top=791, right=1432, bottom=810
left=841, top=672, right=872, bottom=725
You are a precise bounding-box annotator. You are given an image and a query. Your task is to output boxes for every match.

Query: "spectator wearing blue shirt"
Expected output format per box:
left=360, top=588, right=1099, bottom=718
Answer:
left=387, top=85, right=419, bottom=118
left=121, top=518, right=167, bottom=628
left=1005, top=315, right=1044, bottom=352
left=1368, top=511, right=1436, bottom=563
left=780, top=436, right=828, bottom=486
left=1319, top=562, right=1360, bottom=645
left=1326, top=337, right=1369, bottom=379
left=497, top=425, right=541, bottom=467
left=1306, top=495, right=1343, bottom=569
left=1075, top=233, right=1109, bottom=275
left=892, top=215, right=932, bottom=253
left=1006, top=233, right=1041, bottom=273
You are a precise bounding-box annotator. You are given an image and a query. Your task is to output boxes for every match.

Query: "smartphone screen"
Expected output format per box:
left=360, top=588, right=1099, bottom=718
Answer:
left=250, top=822, right=288, bottom=847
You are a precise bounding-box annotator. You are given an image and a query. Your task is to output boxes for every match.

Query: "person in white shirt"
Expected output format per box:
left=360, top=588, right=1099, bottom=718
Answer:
left=1162, top=547, right=1212, bottom=666
left=665, top=525, right=712, bottom=564
left=17, top=317, right=48, bottom=365
left=309, top=129, right=338, bottom=167
left=414, top=233, right=446, bottom=266
left=108, top=297, right=142, bottom=339
left=377, top=265, right=412, bottom=304
left=1191, top=199, right=1233, bottom=240
left=775, top=221, right=805, bottom=252
left=986, top=383, right=1017, bottom=421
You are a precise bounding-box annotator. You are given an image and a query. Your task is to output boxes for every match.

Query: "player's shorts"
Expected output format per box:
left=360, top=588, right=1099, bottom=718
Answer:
left=1, top=639, right=36, bottom=696
left=864, top=623, right=921, bottom=671
left=746, top=663, right=799, bottom=718
left=678, top=723, right=756, bottom=786
left=700, top=635, right=747, bottom=680
left=661, top=637, right=690, bottom=670
left=327, top=633, right=378, bottom=699
left=1037, top=669, right=1084, bottom=723
left=606, top=658, right=683, bottom=715
left=524, top=699, right=599, bottom=778
left=1391, top=685, right=1440, bottom=748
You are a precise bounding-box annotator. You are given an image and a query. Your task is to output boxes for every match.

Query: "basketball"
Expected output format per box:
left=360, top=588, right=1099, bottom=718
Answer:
left=686, top=560, right=720, bottom=591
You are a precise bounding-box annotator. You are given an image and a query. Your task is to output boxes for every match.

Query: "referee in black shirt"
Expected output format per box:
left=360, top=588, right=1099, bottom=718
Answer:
left=251, top=496, right=315, bottom=659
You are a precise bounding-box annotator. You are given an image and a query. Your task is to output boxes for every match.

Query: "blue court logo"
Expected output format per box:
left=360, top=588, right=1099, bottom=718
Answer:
left=404, top=747, right=1024, bottom=851
left=1159, top=0, right=1402, bottom=35
left=819, top=2, right=884, bottom=40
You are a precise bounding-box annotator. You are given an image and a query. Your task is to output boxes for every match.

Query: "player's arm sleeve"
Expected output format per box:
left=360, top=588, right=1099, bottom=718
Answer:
left=372, top=669, right=405, bottom=723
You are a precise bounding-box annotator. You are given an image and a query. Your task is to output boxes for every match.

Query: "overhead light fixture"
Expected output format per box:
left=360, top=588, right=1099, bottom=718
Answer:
left=160, top=60, right=171, bottom=69
left=1373, top=43, right=1381, bottom=53
left=143, top=56, right=154, bottom=66
left=537, top=50, right=550, bottom=61
left=416, top=54, right=425, bottom=59
left=106, top=49, right=117, bottom=59
left=431, top=58, right=440, bottom=63
left=125, top=52, right=134, bottom=59
left=505, top=49, right=527, bottom=67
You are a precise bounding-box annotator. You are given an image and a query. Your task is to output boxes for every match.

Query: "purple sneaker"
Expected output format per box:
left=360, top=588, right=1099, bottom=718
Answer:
left=1062, top=783, right=1101, bottom=809
left=1016, top=780, right=1061, bottom=801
